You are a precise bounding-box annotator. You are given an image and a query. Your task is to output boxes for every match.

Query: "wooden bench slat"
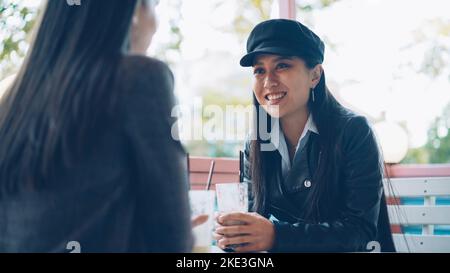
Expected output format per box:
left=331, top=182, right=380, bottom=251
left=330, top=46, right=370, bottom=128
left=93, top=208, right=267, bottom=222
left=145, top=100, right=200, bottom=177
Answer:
left=393, top=234, right=450, bottom=253
left=387, top=164, right=450, bottom=178
left=383, top=177, right=450, bottom=197
left=388, top=205, right=450, bottom=225
left=190, top=173, right=239, bottom=184
left=189, top=157, right=239, bottom=173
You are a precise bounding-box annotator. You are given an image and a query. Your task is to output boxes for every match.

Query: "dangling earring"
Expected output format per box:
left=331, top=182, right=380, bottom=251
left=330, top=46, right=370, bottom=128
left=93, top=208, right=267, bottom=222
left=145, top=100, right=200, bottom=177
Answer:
left=311, top=88, right=315, bottom=103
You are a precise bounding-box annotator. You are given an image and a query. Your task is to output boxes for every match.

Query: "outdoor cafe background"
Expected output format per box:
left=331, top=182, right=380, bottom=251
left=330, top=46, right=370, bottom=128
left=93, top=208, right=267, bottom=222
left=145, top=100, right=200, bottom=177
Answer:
left=0, top=0, right=449, bottom=237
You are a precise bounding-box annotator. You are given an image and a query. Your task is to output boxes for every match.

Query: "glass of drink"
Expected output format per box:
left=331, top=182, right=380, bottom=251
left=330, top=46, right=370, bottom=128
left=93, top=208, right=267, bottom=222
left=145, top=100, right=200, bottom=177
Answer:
left=189, top=190, right=215, bottom=253
left=215, top=182, right=249, bottom=251
left=216, top=182, right=248, bottom=217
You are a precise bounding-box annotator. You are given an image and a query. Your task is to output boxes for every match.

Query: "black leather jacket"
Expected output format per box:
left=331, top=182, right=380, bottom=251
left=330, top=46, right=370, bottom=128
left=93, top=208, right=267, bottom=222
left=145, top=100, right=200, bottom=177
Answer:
left=244, top=114, right=395, bottom=252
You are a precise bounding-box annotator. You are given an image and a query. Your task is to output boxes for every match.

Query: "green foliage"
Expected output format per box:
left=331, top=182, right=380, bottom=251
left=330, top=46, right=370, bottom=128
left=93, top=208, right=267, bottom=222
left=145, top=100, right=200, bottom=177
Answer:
left=225, top=0, right=272, bottom=42
left=402, top=102, right=450, bottom=164
left=153, top=0, right=183, bottom=65
left=297, top=0, right=341, bottom=12
left=415, top=19, right=450, bottom=80
left=402, top=147, right=429, bottom=164
left=0, top=0, right=38, bottom=79
left=425, top=103, right=450, bottom=163
left=184, top=90, right=252, bottom=157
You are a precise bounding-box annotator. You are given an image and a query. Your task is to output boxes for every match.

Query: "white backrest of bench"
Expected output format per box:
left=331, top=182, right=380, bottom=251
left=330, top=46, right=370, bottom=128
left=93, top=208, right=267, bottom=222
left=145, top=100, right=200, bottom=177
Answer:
left=383, top=177, right=450, bottom=197
left=393, top=234, right=450, bottom=253
left=388, top=205, right=450, bottom=225
left=382, top=176, right=450, bottom=252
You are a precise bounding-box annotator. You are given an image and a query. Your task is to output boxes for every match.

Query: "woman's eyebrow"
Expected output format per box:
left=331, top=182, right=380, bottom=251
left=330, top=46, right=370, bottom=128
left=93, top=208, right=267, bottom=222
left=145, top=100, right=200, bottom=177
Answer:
left=274, top=56, right=294, bottom=62
left=253, top=61, right=264, bottom=66
left=253, top=56, right=294, bottom=66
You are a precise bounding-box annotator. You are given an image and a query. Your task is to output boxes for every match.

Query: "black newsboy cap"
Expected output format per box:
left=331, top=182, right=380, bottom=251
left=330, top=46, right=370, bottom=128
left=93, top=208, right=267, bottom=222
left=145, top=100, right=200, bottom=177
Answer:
left=240, top=19, right=325, bottom=67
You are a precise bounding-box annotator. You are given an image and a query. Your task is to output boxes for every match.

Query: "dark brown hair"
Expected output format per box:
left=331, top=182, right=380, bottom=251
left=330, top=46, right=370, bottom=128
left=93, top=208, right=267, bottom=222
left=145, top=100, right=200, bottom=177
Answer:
left=0, top=0, right=138, bottom=194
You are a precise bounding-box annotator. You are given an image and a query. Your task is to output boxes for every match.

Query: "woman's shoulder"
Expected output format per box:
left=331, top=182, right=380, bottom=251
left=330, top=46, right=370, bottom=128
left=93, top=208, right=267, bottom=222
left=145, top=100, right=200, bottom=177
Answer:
left=115, top=55, right=176, bottom=123
left=116, top=54, right=175, bottom=102
left=335, top=108, right=372, bottom=133
left=338, top=110, right=378, bottom=151
left=118, top=54, right=173, bottom=83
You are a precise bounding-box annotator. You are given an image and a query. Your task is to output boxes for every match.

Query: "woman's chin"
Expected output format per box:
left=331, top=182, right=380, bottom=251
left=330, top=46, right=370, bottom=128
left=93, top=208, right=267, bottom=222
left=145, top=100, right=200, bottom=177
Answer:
left=267, top=109, right=286, bottom=119
left=262, top=105, right=283, bottom=118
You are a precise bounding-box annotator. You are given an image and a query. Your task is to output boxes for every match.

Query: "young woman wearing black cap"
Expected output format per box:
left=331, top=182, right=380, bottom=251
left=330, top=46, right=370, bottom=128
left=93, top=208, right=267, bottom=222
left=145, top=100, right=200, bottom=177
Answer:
left=214, top=19, right=395, bottom=253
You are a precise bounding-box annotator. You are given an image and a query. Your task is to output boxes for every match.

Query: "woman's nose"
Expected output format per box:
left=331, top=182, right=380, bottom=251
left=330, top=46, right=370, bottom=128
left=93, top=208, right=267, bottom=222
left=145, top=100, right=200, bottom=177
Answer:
left=263, top=73, right=279, bottom=89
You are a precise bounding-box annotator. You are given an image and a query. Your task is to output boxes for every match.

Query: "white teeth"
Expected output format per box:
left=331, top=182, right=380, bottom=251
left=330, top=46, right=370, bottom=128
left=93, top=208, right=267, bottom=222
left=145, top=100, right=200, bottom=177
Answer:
left=266, top=92, right=286, bottom=100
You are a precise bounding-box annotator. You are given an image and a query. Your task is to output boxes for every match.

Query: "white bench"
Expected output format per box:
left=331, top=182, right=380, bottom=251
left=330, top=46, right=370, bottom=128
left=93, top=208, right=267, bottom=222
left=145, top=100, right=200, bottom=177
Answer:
left=189, top=157, right=450, bottom=252
left=384, top=177, right=450, bottom=253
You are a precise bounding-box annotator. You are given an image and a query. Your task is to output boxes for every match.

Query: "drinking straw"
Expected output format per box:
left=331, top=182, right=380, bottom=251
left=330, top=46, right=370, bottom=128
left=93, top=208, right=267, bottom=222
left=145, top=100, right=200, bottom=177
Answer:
left=186, top=153, right=190, bottom=190
left=239, top=151, right=244, bottom=183
left=205, top=160, right=215, bottom=191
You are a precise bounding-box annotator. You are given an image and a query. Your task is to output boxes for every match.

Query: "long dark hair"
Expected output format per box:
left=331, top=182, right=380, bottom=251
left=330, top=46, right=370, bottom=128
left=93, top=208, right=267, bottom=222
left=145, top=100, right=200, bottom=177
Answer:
left=0, top=0, right=139, bottom=195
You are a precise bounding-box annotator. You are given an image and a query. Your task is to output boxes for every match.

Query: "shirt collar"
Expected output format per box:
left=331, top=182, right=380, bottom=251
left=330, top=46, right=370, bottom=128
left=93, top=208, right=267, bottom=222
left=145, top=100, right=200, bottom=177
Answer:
left=270, top=113, right=319, bottom=168
left=299, top=113, right=318, bottom=141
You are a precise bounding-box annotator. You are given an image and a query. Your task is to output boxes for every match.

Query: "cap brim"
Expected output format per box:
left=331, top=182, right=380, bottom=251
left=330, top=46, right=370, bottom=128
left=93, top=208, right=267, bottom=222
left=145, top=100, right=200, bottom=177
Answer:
left=239, top=47, right=301, bottom=67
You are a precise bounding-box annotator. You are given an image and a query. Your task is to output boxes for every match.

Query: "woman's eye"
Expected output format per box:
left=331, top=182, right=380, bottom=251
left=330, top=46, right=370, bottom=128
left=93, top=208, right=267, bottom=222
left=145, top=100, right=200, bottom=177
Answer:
left=253, top=68, right=264, bottom=75
left=276, top=63, right=290, bottom=69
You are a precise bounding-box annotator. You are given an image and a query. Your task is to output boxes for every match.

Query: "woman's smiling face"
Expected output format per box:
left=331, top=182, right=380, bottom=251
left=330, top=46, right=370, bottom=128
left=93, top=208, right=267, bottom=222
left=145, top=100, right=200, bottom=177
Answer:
left=252, top=54, right=318, bottom=119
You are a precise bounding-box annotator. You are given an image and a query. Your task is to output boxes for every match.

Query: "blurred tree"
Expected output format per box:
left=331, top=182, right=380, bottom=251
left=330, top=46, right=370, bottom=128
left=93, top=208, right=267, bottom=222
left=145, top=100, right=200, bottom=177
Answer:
left=214, top=0, right=272, bottom=42
left=425, top=102, right=450, bottom=163
left=415, top=19, right=450, bottom=80
left=184, top=90, right=251, bottom=157
left=153, top=0, right=183, bottom=66
left=401, top=19, right=450, bottom=163
left=296, top=0, right=341, bottom=12
left=226, top=0, right=342, bottom=42
left=401, top=147, right=429, bottom=164
left=402, top=102, right=450, bottom=164
left=0, top=0, right=38, bottom=79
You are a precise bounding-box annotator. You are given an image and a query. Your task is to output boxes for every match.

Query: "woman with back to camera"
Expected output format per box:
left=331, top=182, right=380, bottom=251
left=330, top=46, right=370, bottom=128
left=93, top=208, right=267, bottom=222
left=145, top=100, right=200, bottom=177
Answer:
left=0, top=0, right=194, bottom=252
left=214, top=19, right=396, bottom=253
